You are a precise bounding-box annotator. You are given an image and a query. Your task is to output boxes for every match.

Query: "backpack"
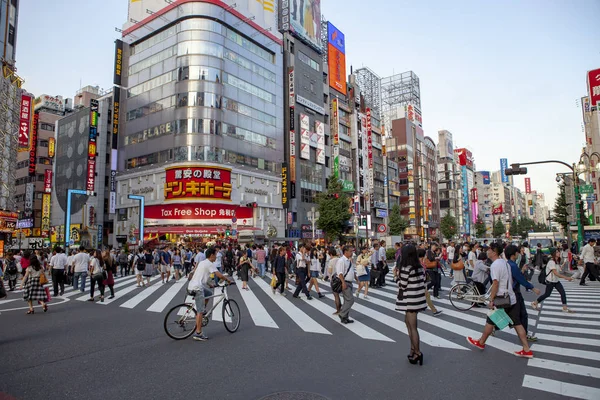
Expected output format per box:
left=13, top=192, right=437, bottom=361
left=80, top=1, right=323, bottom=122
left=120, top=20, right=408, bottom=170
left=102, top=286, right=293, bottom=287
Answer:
left=538, top=264, right=551, bottom=285
left=6, top=260, right=17, bottom=275
left=136, top=255, right=146, bottom=271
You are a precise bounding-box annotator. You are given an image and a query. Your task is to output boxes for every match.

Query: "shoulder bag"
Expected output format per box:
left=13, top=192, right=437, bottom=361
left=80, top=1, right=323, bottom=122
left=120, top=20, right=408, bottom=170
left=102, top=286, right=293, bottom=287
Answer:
left=493, top=262, right=512, bottom=309
left=39, top=271, right=48, bottom=285
left=331, top=260, right=352, bottom=294
left=451, top=260, right=464, bottom=271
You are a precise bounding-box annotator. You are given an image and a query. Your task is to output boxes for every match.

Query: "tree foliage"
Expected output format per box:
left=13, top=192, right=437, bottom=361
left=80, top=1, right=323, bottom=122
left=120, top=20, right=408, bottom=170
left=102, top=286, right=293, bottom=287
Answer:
left=475, top=216, right=487, bottom=238
left=388, top=204, right=408, bottom=236
left=493, top=219, right=506, bottom=238
left=509, top=218, right=520, bottom=237
left=553, top=182, right=568, bottom=235
left=316, top=178, right=352, bottom=243
left=440, top=213, right=458, bottom=240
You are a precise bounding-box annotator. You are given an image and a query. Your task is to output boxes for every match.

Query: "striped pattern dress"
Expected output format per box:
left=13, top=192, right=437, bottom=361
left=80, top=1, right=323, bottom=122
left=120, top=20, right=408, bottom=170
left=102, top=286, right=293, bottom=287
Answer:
left=395, top=264, right=427, bottom=312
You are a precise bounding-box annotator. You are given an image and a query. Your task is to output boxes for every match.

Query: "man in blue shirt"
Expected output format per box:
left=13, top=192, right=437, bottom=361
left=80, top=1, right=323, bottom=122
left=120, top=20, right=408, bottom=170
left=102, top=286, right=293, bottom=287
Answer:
left=505, top=245, right=540, bottom=342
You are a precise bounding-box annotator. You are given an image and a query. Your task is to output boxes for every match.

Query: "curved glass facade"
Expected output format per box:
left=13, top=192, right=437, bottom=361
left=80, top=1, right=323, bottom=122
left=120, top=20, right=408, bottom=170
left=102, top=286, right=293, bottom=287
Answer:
left=122, top=14, right=283, bottom=174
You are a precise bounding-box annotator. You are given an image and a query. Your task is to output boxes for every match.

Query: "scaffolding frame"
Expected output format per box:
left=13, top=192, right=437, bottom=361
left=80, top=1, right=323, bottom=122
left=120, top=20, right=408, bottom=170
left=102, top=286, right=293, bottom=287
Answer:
left=355, top=67, right=381, bottom=118
left=381, top=70, right=420, bottom=133
left=0, top=61, right=23, bottom=211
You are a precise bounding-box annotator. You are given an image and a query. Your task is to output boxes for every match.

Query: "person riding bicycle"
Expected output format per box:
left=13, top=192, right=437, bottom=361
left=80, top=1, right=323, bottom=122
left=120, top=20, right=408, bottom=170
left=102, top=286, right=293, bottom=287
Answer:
left=187, top=247, right=231, bottom=341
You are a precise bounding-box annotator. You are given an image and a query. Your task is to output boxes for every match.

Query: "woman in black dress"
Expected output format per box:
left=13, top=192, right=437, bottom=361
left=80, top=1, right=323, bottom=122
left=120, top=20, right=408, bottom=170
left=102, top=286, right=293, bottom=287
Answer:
left=238, top=253, right=252, bottom=290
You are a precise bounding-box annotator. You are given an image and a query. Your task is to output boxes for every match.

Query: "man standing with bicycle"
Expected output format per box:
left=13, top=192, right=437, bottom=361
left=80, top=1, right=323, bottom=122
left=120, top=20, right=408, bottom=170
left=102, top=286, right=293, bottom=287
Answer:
left=188, top=247, right=231, bottom=341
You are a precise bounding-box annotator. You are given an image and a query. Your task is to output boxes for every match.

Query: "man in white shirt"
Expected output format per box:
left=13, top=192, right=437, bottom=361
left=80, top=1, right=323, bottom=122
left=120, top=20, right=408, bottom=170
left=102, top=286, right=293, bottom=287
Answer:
left=467, top=242, right=533, bottom=358
left=467, top=244, right=478, bottom=277
left=579, top=238, right=599, bottom=286
left=292, top=245, right=312, bottom=300
left=188, top=248, right=230, bottom=341
left=335, top=245, right=356, bottom=324
left=71, top=246, right=90, bottom=293
left=49, top=247, right=68, bottom=296
left=378, top=241, right=388, bottom=287
left=194, top=247, right=206, bottom=267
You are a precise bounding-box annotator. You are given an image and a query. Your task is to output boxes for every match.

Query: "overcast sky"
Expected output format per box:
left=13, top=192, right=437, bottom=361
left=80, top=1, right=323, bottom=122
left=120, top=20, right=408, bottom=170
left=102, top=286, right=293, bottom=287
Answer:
left=16, top=0, right=600, bottom=209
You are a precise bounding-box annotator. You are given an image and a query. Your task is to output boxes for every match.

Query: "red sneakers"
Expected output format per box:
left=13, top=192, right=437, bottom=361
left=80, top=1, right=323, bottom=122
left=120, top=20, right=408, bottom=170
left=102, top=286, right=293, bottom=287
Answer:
left=514, top=349, right=534, bottom=358
left=467, top=337, right=485, bottom=350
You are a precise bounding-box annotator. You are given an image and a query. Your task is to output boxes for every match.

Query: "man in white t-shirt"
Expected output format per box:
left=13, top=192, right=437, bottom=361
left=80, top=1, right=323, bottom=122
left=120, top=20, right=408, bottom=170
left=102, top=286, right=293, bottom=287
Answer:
left=335, top=245, right=356, bottom=324
left=467, top=242, right=533, bottom=358
left=71, top=246, right=90, bottom=293
left=49, top=247, right=68, bottom=296
left=188, top=248, right=230, bottom=341
left=467, top=244, right=478, bottom=277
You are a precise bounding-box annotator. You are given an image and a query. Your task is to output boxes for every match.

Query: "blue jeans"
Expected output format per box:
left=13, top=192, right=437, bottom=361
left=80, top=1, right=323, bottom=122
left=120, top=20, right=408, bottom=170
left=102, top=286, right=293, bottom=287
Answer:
left=213, top=267, right=222, bottom=285
left=258, top=263, right=265, bottom=277
left=73, top=271, right=87, bottom=292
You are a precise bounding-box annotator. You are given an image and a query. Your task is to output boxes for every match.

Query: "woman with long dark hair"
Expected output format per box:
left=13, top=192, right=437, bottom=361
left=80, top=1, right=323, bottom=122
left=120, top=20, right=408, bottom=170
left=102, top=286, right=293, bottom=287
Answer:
left=396, top=244, right=426, bottom=365
left=88, top=250, right=106, bottom=302
left=102, top=249, right=116, bottom=299
left=531, top=248, right=574, bottom=312
left=306, top=247, right=325, bottom=298
left=20, top=255, right=48, bottom=314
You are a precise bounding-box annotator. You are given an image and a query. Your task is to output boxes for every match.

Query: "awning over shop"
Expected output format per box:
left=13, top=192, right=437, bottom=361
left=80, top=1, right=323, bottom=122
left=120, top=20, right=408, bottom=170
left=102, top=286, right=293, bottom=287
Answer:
left=135, top=226, right=261, bottom=235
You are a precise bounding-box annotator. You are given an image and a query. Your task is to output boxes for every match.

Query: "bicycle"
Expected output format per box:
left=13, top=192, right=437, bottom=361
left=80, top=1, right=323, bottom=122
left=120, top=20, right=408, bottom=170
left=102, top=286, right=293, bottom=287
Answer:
left=164, top=280, right=240, bottom=340
left=448, top=280, right=491, bottom=311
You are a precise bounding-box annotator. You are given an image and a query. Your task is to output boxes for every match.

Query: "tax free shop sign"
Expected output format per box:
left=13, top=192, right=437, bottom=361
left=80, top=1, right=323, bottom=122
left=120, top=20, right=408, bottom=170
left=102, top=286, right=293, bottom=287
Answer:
left=144, top=203, right=254, bottom=226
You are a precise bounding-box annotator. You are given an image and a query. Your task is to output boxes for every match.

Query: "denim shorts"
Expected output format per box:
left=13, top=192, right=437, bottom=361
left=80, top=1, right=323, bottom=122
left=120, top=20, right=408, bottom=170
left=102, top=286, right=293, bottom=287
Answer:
left=310, top=271, right=319, bottom=278
left=192, top=288, right=213, bottom=314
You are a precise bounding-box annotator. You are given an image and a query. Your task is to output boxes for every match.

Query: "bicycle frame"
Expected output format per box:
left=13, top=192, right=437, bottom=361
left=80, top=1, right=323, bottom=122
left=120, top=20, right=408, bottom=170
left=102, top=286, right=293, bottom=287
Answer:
left=187, top=283, right=229, bottom=317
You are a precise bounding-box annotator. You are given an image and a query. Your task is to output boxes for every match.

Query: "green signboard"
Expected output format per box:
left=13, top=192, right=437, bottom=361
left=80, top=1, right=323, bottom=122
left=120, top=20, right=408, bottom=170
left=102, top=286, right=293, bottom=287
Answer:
left=579, top=184, right=594, bottom=195
left=342, top=180, right=354, bottom=192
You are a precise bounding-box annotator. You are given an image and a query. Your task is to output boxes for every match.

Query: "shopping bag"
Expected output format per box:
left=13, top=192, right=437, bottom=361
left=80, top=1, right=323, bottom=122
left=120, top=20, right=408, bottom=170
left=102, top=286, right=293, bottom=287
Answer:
left=44, top=286, right=52, bottom=302
left=270, top=276, right=277, bottom=288
left=487, top=308, right=511, bottom=330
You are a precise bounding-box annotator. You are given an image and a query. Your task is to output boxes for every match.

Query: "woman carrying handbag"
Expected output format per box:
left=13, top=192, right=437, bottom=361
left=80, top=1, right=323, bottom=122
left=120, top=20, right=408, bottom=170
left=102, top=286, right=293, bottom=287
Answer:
left=88, top=250, right=106, bottom=302
left=102, top=250, right=116, bottom=299
left=21, top=256, right=49, bottom=314
left=451, top=245, right=466, bottom=285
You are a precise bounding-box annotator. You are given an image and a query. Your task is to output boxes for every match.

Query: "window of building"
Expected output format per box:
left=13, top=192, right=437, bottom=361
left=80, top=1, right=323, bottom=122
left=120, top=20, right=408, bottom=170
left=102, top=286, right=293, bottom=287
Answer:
left=298, top=51, right=320, bottom=72
left=176, top=92, right=222, bottom=108
left=131, top=24, right=177, bottom=55
left=177, top=65, right=221, bottom=82
left=129, top=45, right=177, bottom=75
left=128, top=70, right=177, bottom=98
left=37, top=140, right=49, bottom=147
left=223, top=49, right=276, bottom=82
left=39, top=123, right=55, bottom=132
left=127, top=95, right=177, bottom=121
left=301, top=188, right=318, bottom=204
left=38, top=157, right=52, bottom=165
left=300, top=161, right=323, bottom=191
left=222, top=73, right=274, bottom=103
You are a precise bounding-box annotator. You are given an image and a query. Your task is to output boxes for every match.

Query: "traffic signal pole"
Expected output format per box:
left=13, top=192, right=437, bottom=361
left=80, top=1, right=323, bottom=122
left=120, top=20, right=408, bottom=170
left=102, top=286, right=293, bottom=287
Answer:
left=505, top=160, right=583, bottom=251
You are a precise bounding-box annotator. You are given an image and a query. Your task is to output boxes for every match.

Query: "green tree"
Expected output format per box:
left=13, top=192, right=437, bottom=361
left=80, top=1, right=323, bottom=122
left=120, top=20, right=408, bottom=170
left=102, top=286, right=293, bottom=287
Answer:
left=517, top=217, right=535, bottom=237
left=474, top=216, right=487, bottom=238
left=388, top=204, right=408, bottom=236
left=493, top=219, right=506, bottom=238
left=553, top=182, right=568, bottom=234
left=316, top=177, right=352, bottom=243
left=509, top=218, right=520, bottom=237
left=440, top=213, right=458, bottom=240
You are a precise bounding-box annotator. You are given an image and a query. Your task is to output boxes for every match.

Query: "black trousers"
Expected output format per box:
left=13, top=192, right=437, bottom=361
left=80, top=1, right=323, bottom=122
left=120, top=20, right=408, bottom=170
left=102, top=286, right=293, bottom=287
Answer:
left=275, top=271, right=286, bottom=293
left=90, top=275, right=105, bottom=298
left=120, top=263, right=129, bottom=276
left=581, top=263, right=600, bottom=284
left=293, top=268, right=310, bottom=297
left=537, top=281, right=567, bottom=304
left=51, top=268, right=65, bottom=296
left=427, top=269, right=440, bottom=297
left=515, top=291, right=529, bottom=332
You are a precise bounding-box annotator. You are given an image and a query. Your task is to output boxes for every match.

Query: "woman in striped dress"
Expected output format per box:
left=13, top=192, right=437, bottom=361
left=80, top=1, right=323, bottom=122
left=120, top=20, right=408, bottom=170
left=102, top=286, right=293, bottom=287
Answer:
left=396, top=244, right=426, bottom=365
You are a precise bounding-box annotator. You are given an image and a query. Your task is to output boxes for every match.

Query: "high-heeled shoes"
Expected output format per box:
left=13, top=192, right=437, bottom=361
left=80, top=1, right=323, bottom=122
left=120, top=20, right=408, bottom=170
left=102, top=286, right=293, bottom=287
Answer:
left=408, top=353, right=424, bottom=365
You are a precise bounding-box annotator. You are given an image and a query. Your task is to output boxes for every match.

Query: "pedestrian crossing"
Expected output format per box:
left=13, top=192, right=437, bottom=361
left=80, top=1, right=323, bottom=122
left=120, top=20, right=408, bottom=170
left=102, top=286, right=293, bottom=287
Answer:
left=4, top=271, right=600, bottom=399
left=521, top=280, right=600, bottom=400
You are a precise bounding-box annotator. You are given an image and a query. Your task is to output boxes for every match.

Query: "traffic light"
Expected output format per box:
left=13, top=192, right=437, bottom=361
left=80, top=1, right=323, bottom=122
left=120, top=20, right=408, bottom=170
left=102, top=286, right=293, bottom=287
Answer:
left=504, top=163, right=528, bottom=176
left=245, top=202, right=258, bottom=208
left=329, top=193, right=340, bottom=199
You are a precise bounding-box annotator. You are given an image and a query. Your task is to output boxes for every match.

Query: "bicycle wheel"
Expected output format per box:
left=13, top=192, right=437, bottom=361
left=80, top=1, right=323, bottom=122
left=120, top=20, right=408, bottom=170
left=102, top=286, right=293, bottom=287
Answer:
left=222, top=299, right=241, bottom=333
left=164, top=304, right=197, bottom=340
left=449, top=283, right=476, bottom=311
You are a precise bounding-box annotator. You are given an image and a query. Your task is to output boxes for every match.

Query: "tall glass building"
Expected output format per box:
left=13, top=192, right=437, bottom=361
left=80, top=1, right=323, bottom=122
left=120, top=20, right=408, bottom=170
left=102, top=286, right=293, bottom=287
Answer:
left=114, top=0, right=285, bottom=245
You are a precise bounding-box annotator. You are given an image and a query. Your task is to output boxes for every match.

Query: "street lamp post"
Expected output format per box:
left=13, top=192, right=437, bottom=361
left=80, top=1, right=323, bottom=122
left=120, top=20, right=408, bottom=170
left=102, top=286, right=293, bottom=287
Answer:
left=307, top=207, right=320, bottom=242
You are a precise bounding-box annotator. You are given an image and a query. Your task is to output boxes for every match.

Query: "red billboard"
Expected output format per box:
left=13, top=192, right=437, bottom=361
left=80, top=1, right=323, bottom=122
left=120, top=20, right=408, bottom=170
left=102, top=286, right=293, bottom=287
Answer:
left=587, top=68, right=600, bottom=108
left=366, top=108, right=373, bottom=169
left=28, top=113, right=39, bottom=176
left=19, top=94, right=32, bottom=151
left=454, top=148, right=474, bottom=169
left=471, top=188, right=478, bottom=203
left=525, top=177, right=531, bottom=194
left=44, top=170, right=52, bottom=193
left=164, top=165, right=232, bottom=201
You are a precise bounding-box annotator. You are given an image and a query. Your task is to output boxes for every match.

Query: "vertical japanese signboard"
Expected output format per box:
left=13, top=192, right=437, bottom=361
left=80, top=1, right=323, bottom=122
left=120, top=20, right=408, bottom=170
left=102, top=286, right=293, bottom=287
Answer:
left=366, top=108, right=374, bottom=191
left=28, top=113, right=39, bottom=176
left=114, top=39, right=124, bottom=86
left=288, top=67, right=296, bottom=198
left=327, top=22, right=347, bottom=95
left=281, top=162, right=288, bottom=209
left=500, top=158, right=509, bottom=183
left=525, top=177, right=531, bottom=194
left=19, top=94, right=32, bottom=152
left=110, top=87, right=120, bottom=214
left=300, top=113, right=310, bottom=159
left=44, top=169, right=52, bottom=193
left=86, top=99, right=99, bottom=194
left=315, top=120, right=325, bottom=164
left=48, top=137, right=55, bottom=158
left=587, top=68, right=600, bottom=109
left=41, top=193, right=51, bottom=234
left=331, top=98, right=339, bottom=178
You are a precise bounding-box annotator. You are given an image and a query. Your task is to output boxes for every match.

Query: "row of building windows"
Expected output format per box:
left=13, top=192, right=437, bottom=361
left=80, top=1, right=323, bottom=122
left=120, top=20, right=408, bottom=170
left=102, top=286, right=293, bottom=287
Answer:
left=39, top=123, right=55, bottom=132
left=222, top=72, right=274, bottom=103
left=128, top=70, right=177, bottom=98
left=126, top=95, right=176, bottom=121
left=15, top=192, right=47, bottom=203
left=129, top=44, right=177, bottom=75
left=298, top=51, right=320, bottom=72
left=127, top=145, right=277, bottom=172
left=124, top=118, right=275, bottom=149
left=15, top=173, right=47, bottom=186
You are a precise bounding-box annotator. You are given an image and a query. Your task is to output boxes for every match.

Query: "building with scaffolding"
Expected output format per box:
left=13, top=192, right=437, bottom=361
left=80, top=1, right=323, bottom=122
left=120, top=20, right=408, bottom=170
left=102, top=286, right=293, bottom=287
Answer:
left=383, top=71, right=440, bottom=240
left=0, top=0, right=21, bottom=249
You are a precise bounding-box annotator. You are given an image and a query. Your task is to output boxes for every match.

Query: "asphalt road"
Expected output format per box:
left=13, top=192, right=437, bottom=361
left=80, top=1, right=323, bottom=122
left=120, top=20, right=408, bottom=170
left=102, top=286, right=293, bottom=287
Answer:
left=1, top=271, right=598, bottom=400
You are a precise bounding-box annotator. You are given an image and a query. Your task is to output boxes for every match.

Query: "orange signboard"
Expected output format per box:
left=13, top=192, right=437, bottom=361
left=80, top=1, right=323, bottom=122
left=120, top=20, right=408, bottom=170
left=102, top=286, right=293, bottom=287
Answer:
left=164, top=165, right=232, bottom=201
left=328, top=43, right=347, bottom=95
